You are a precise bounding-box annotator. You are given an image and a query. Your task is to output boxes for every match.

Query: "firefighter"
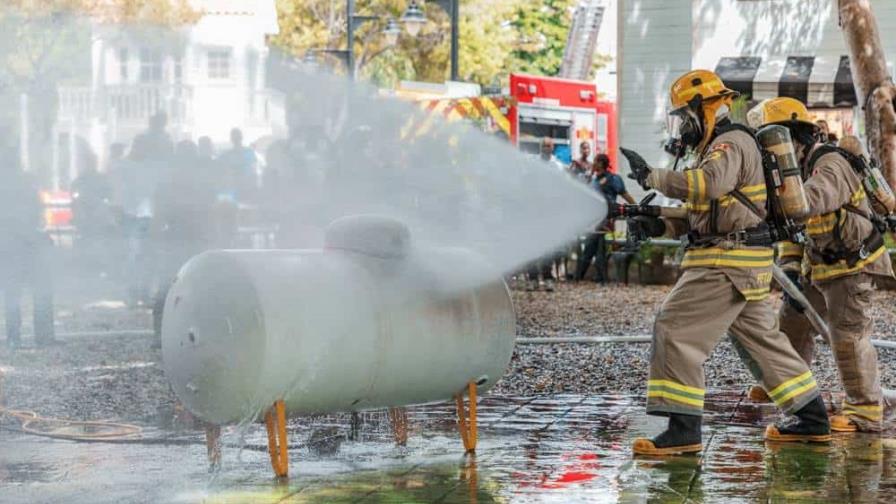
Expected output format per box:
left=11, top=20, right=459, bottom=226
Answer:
left=745, top=97, right=894, bottom=432
left=625, top=70, right=830, bottom=455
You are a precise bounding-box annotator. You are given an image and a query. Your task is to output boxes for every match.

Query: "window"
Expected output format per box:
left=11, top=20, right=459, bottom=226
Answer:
left=173, top=57, right=183, bottom=83
left=207, top=49, right=232, bottom=79
left=118, top=48, right=129, bottom=81
left=139, top=48, right=162, bottom=83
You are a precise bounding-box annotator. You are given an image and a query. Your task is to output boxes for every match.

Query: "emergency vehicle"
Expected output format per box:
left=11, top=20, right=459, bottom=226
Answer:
left=400, top=73, right=618, bottom=171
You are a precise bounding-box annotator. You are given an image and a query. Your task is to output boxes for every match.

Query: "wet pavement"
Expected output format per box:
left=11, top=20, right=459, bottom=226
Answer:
left=3, top=392, right=896, bottom=503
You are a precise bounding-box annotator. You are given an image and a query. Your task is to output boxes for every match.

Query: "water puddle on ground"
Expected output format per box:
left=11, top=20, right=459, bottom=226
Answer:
left=2, top=393, right=896, bottom=503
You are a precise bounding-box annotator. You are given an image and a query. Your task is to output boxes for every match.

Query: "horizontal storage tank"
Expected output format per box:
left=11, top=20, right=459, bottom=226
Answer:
left=162, top=216, right=517, bottom=425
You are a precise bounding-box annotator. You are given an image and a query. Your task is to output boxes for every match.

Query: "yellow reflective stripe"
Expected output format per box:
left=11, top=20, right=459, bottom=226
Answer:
left=768, top=371, right=813, bottom=399
left=686, top=188, right=766, bottom=212
left=739, top=183, right=766, bottom=197
left=777, top=242, right=803, bottom=258
left=811, top=245, right=887, bottom=281
left=806, top=213, right=837, bottom=235
left=682, top=247, right=774, bottom=268
left=843, top=403, right=883, bottom=420
left=648, top=379, right=705, bottom=396
left=740, top=286, right=771, bottom=301
left=842, top=402, right=882, bottom=412
left=851, top=187, right=866, bottom=206
left=687, top=169, right=707, bottom=202
left=775, top=379, right=818, bottom=405
left=647, top=390, right=704, bottom=408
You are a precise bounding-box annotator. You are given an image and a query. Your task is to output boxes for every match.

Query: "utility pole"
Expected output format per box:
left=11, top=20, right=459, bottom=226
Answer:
left=839, top=0, right=896, bottom=186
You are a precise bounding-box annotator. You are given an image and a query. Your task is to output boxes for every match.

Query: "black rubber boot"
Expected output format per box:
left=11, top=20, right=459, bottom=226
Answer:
left=765, top=395, right=832, bottom=443
left=633, top=414, right=702, bottom=456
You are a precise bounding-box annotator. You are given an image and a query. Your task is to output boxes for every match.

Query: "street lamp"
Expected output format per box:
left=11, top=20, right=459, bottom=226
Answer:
left=400, top=1, right=427, bottom=37
left=383, top=18, right=402, bottom=47
left=402, top=0, right=459, bottom=81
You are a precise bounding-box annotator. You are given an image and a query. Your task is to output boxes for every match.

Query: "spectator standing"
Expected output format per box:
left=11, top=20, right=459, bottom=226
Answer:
left=525, top=137, right=566, bottom=291
left=217, top=128, right=258, bottom=202
left=71, top=158, right=114, bottom=273
left=151, top=140, right=217, bottom=344
left=568, top=141, right=592, bottom=182
left=574, top=154, right=636, bottom=282
left=0, top=143, right=55, bottom=348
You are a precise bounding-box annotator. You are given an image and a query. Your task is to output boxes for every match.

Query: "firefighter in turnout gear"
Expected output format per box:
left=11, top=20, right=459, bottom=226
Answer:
left=746, top=97, right=895, bottom=432
left=625, top=70, right=831, bottom=456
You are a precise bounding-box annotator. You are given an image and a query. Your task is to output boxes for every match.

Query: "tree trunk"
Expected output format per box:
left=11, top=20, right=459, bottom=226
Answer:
left=839, top=0, right=896, bottom=187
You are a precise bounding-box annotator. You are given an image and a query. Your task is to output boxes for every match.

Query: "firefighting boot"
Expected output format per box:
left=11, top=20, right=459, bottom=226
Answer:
left=764, top=395, right=832, bottom=443
left=747, top=385, right=771, bottom=403
left=829, top=415, right=858, bottom=433
left=632, top=414, right=702, bottom=456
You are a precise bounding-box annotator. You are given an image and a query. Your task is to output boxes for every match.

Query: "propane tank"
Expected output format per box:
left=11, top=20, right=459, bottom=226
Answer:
left=757, top=125, right=810, bottom=220
left=161, top=215, right=516, bottom=425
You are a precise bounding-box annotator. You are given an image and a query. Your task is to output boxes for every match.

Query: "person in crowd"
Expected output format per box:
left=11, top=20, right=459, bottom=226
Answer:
left=524, top=137, right=566, bottom=291
left=71, top=156, right=115, bottom=273
left=151, top=140, right=217, bottom=345
left=568, top=141, right=592, bottom=182
left=120, top=115, right=171, bottom=305
left=574, top=154, right=636, bottom=282
left=217, top=128, right=258, bottom=202
left=0, top=141, right=55, bottom=348
left=815, top=119, right=839, bottom=145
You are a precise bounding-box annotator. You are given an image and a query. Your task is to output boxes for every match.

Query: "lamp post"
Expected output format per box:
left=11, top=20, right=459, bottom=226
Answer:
left=324, top=0, right=460, bottom=81
left=401, top=0, right=459, bottom=81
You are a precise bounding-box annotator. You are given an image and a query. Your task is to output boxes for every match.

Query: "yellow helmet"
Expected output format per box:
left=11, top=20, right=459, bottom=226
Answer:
left=669, top=70, right=738, bottom=113
left=746, top=97, right=815, bottom=129
left=668, top=70, right=738, bottom=153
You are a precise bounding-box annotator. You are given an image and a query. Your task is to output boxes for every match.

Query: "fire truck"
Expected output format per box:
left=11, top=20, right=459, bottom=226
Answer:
left=399, top=73, right=618, bottom=171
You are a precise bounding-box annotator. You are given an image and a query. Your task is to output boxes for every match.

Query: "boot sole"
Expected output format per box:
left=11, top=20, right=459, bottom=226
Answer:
left=830, top=425, right=858, bottom=433
left=632, top=443, right=703, bottom=456
left=764, top=425, right=832, bottom=443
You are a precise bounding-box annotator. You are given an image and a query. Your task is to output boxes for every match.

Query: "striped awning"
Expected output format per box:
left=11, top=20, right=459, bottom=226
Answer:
left=715, top=55, right=858, bottom=108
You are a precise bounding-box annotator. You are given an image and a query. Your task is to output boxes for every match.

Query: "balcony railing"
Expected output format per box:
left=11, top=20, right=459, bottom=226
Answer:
left=58, top=84, right=193, bottom=126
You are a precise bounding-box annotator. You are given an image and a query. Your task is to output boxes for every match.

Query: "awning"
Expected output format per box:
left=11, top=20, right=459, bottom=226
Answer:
left=715, top=55, right=858, bottom=108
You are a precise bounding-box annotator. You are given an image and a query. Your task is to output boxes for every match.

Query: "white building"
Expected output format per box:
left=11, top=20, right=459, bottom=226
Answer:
left=54, top=0, right=282, bottom=187
left=617, top=0, right=896, bottom=184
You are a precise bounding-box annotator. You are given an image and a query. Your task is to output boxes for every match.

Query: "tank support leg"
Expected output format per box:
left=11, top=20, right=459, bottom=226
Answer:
left=264, top=399, right=289, bottom=478
left=454, top=382, right=478, bottom=453
left=205, top=424, right=221, bottom=471
left=388, top=407, right=409, bottom=446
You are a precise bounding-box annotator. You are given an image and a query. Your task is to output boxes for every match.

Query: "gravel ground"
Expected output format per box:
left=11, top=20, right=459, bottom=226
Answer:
left=494, top=280, right=896, bottom=395
left=2, top=280, right=896, bottom=423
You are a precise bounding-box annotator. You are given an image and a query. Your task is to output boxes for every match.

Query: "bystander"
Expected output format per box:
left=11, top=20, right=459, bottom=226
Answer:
left=574, top=154, right=635, bottom=282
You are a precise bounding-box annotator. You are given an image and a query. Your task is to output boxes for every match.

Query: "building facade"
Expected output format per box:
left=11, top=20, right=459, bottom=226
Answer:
left=53, top=0, right=281, bottom=188
left=617, top=0, right=896, bottom=186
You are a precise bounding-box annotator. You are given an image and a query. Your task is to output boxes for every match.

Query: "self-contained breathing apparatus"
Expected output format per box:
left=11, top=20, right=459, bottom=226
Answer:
left=805, top=145, right=895, bottom=267
left=619, top=122, right=811, bottom=250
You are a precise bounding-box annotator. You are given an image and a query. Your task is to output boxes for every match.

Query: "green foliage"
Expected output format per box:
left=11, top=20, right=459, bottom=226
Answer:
left=272, top=0, right=589, bottom=87
left=507, top=0, right=574, bottom=77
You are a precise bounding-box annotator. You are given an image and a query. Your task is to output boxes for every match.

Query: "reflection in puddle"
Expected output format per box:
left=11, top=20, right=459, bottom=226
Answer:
left=3, top=394, right=896, bottom=502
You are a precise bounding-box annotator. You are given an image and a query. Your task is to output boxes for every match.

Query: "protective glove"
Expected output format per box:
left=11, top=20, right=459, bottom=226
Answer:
left=620, top=147, right=652, bottom=191
left=630, top=215, right=666, bottom=238
left=781, top=269, right=806, bottom=314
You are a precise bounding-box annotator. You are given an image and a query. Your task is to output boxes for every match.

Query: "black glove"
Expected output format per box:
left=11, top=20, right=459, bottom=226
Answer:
left=781, top=269, right=805, bottom=314
left=630, top=215, right=666, bottom=238
left=620, top=147, right=652, bottom=191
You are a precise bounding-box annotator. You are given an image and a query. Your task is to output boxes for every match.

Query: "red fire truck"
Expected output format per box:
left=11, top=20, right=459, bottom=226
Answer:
left=508, top=73, right=617, bottom=171
left=401, top=73, right=618, bottom=171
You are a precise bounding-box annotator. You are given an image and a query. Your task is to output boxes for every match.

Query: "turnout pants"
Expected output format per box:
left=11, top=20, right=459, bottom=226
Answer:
left=648, top=268, right=819, bottom=416
left=779, top=273, right=882, bottom=430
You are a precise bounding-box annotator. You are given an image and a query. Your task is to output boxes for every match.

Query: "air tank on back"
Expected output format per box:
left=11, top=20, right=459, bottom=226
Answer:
left=161, top=215, right=517, bottom=425
left=756, top=124, right=810, bottom=219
